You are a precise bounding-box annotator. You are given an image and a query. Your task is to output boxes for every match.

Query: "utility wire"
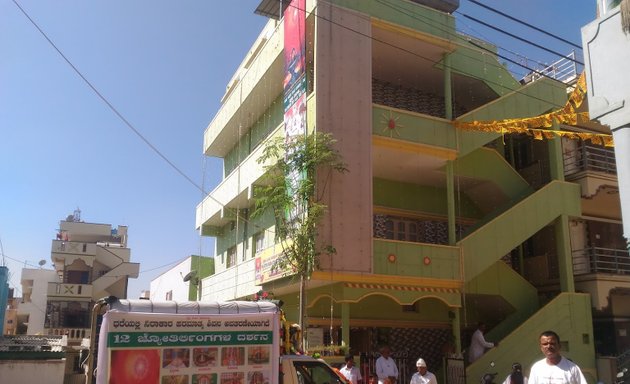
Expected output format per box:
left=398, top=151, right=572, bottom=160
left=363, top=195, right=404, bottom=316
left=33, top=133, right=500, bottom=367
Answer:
left=12, top=0, right=203, bottom=194
left=373, top=0, right=583, bottom=87
left=457, top=12, right=584, bottom=65
left=359, top=0, right=570, bottom=106
left=11, top=0, right=270, bottom=239
left=13, top=0, right=577, bottom=264
left=467, top=0, right=583, bottom=50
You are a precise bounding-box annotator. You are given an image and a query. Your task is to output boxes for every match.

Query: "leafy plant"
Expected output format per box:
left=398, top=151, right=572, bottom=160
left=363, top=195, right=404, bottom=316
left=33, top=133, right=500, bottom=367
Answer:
left=252, top=132, right=347, bottom=280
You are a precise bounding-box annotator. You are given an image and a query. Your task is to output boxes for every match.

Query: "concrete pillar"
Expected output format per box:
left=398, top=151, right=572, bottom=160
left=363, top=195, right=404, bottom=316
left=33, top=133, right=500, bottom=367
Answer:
left=548, top=125, right=565, bottom=181
left=555, top=214, right=575, bottom=292
left=341, top=302, right=350, bottom=350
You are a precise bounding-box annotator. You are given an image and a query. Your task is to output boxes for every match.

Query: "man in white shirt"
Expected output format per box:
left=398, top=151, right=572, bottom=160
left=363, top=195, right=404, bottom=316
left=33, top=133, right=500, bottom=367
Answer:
left=339, top=354, right=362, bottom=384
left=410, top=358, right=437, bottom=384
left=528, top=330, right=587, bottom=384
left=469, top=322, right=495, bottom=363
left=376, top=346, right=398, bottom=384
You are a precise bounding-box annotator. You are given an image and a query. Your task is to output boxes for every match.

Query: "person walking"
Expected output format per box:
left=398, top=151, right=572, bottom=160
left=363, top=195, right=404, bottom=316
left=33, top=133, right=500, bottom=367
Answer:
left=376, top=346, right=398, bottom=384
left=410, top=358, right=437, bottom=384
left=502, top=363, right=527, bottom=384
left=339, top=354, right=363, bottom=384
left=528, top=330, right=587, bottom=384
left=469, top=322, right=495, bottom=363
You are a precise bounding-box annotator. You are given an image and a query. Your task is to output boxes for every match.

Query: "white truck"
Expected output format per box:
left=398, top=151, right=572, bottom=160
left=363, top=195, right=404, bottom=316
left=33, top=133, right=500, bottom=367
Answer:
left=86, top=296, right=346, bottom=384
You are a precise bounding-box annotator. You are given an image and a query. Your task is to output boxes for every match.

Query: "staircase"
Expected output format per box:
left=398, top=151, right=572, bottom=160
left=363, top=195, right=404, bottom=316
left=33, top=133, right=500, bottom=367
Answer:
left=458, top=180, right=581, bottom=282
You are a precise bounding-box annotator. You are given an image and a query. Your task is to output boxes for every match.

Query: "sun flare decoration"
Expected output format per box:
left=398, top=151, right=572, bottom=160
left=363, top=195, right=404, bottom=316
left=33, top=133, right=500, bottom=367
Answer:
left=381, top=110, right=403, bottom=137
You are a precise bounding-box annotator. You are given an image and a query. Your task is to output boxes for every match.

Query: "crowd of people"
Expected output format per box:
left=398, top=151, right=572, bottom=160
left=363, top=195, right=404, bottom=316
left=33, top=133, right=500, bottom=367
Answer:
left=335, top=329, right=587, bottom=384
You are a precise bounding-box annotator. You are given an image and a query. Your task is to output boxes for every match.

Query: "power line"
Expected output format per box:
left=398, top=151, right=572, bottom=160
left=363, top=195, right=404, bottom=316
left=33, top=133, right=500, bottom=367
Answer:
left=11, top=0, right=203, bottom=194
left=10, top=0, right=270, bottom=239
left=12, top=0, right=579, bottom=270
left=457, top=12, right=584, bottom=66
left=466, top=0, right=583, bottom=50
left=331, top=0, right=569, bottom=107
left=372, top=0, right=582, bottom=82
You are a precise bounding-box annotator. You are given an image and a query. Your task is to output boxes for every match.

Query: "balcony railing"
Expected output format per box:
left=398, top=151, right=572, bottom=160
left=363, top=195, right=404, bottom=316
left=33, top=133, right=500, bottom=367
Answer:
left=46, top=327, right=89, bottom=342
left=47, top=282, right=92, bottom=298
left=573, top=247, right=630, bottom=275
left=564, top=143, right=617, bottom=176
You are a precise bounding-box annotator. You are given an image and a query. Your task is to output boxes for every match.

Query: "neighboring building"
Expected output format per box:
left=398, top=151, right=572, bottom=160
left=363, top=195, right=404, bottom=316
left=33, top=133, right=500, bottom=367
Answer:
left=580, top=0, right=630, bottom=369
left=16, top=268, right=57, bottom=336
left=196, top=0, right=627, bottom=382
left=19, top=210, right=139, bottom=346
left=0, top=335, right=68, bottom=384
left=3, top=288, right=18, bottom=335
left=150, top=255, right=214, bottom=301
left=0, top=266, right=8, bottom=335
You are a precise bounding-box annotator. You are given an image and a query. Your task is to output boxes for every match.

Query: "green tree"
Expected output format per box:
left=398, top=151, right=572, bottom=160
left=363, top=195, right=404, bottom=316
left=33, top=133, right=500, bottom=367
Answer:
left=252, top=132, right=347, bottom=329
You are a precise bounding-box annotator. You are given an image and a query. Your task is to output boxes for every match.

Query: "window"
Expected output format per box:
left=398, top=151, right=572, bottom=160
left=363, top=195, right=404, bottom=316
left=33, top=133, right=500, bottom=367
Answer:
left=166, top=290, right=173, bottom=301
left=253, top=232, right=265, bottom=256
left=227, top=246, right=237, bottom=268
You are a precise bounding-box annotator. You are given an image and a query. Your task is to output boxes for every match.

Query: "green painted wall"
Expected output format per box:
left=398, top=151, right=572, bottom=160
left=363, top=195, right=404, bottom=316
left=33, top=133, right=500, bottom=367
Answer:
left=331, top=0, right=456, bottom=42
left=459, top=181, right=581, bottom=281
left=216, top=207, right=275, bottom=262
left=188, top=255, right=215, bottom=300
left=447, top=45, right=520, bottom=96
left=373, top=178, right=484, bottom=219
left=224, top=93, right=283, bottom=176
left=373, top=239, right=460, bottom=280
left=467, top=293, right=596, bottom=384
left=307, top=290, right=452, bottom=324
left=372, top=106, right=456, bottom=148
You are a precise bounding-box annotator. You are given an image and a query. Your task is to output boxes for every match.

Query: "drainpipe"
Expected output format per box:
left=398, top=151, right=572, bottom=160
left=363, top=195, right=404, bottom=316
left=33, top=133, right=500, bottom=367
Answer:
left=85, top=296, right=117, bottom=384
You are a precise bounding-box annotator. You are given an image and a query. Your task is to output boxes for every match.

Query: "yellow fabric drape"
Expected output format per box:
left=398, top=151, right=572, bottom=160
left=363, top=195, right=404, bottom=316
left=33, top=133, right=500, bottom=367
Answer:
left=453, top=73, right=614, bottom=147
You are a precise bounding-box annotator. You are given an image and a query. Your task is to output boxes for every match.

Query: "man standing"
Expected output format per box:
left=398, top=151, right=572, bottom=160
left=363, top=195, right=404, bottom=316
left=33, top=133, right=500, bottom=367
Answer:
left=410, top=358, right=437, bottom=384
left=339, top=354, right=363, bottom=384
left=469, top=322, right=495, bottom=363
left=376, top=346, right=398, bottom=384
left=529, top=330, right=587, bottom=384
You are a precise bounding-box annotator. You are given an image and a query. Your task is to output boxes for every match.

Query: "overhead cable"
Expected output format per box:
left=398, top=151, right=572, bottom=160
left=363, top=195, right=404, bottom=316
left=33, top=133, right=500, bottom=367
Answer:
left=467, top=0, right=583, bottom=50
left=458, top=13, right=583, bottom=65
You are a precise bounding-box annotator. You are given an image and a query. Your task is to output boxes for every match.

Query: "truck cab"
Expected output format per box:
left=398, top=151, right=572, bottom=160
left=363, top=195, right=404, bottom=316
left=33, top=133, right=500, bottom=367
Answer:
left=281, top=355, right=348, bottom=384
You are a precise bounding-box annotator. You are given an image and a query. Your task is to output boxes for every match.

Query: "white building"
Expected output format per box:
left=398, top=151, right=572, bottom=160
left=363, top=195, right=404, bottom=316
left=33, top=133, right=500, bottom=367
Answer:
left=17, top=268, right=58, bottom=335
left=150, top=255, right=214, bottom=302
left=18, top=210, right=139, bottom=345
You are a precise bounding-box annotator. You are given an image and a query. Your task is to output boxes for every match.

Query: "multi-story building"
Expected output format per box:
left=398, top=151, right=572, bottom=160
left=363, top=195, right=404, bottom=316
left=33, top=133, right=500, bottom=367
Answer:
left=19, top=210, right=139, bottom=345
left=150, top=255, right=214, bottom=301
left=17, top=268, right=58, bottom=335
left=196, top=0, right=628, bottom=381
left=3, top=288, right=18, bottom=335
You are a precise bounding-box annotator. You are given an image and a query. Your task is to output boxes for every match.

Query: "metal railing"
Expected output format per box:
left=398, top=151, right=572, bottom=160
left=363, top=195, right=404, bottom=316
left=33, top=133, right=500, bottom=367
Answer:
left=573, top=246, right=630, bottom=275
left=520, top=51, right=580, bottom=84
left=564, top=143, right=617, bottom=176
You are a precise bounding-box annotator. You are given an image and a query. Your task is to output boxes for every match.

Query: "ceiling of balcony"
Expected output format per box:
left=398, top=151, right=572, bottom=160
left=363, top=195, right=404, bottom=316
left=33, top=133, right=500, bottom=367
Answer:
left=371, top=26, right=498, bottom=113
left=372, top=144, right=508, bottom=213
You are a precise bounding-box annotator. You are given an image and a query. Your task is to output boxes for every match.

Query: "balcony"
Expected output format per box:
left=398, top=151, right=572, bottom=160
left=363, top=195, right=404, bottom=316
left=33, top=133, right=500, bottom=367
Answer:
left=573, top=247, right=630, bottom=275
left=46, top=327, right=90, bottom=343
left=47, top=282, right=92, bottom=298
left=51, top=240, right=97, bottom=269
left=565, top=143, right=617, bottom=177
left=197, top=126, right=282, bottom=230
left=373, top=238, right=460, bottom=280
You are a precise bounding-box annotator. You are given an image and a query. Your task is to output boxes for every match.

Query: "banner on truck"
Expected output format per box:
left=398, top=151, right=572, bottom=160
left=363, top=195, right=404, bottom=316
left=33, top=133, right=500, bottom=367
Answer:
left=96, top=311, right=279, bottom=384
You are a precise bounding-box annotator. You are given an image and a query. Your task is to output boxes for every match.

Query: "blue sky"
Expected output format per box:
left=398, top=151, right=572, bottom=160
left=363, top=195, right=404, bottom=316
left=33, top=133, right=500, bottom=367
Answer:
left=1, top=0, right=597, bottom=298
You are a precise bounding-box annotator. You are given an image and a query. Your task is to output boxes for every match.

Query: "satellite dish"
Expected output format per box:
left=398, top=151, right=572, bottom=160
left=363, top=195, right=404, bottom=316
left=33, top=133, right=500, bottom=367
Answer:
left=38, top=260, right=46, bottom=267
left=183, top=270, right=198, bottom=283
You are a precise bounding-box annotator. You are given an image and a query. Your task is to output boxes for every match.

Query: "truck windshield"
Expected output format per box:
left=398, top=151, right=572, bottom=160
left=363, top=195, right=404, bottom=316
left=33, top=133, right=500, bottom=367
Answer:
left=292, top=361, right=347, bottom=384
